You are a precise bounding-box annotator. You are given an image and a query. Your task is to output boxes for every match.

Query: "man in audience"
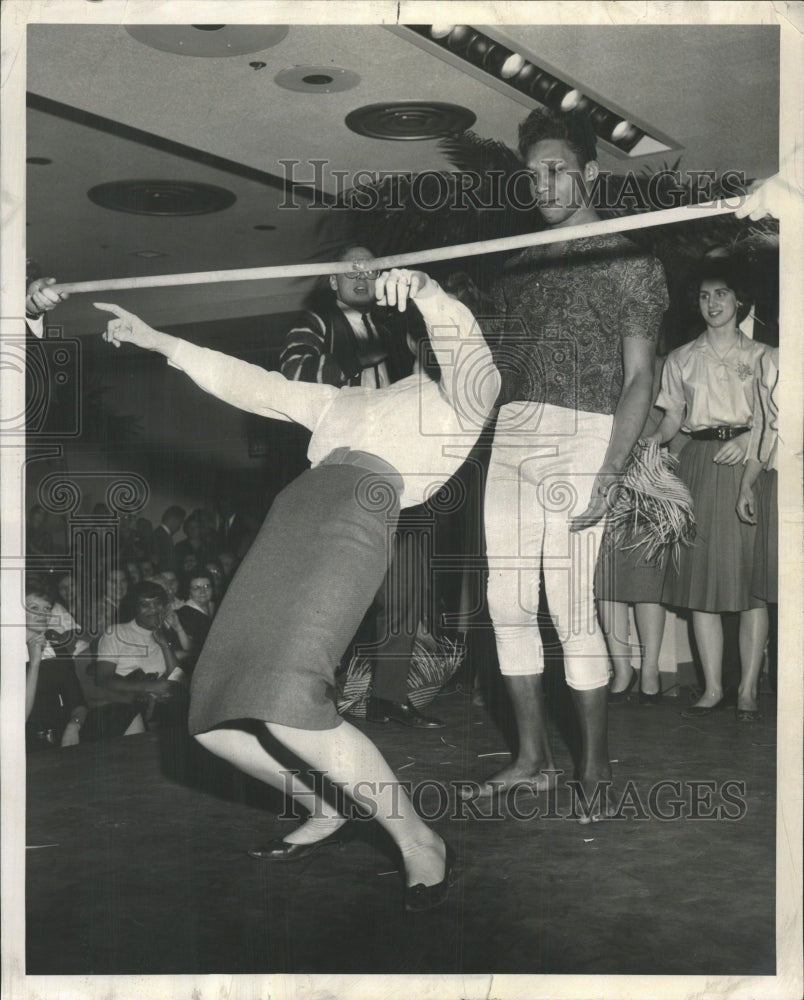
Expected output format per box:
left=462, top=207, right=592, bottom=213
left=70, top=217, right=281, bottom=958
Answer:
left=279, top=246, right=442, bottom=728
left=94, top=581, right=187, bottom=730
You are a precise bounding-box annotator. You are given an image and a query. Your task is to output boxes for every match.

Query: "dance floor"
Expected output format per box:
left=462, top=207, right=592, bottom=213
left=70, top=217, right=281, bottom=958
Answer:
left=25, top=678, right=776, bottom=977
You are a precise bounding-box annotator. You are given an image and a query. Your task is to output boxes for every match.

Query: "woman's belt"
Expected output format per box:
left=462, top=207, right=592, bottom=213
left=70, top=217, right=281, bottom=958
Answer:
left=689, top=426, right=750, bottom=441
left=319, top=447, right=401, bottom=478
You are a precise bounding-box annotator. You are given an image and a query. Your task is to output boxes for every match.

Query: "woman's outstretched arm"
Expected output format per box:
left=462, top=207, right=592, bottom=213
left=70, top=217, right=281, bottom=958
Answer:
left=94, top=302, right=335, bottom=430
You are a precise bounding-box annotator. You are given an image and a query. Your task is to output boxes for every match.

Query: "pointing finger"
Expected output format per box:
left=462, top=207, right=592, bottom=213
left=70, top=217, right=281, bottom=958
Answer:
left=93, top=302, right=132, bottom=319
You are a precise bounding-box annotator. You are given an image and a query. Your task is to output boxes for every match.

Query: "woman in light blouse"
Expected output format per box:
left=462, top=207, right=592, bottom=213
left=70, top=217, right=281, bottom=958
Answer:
left=95, top=268, right=499, bottom=911
left=647, top=259, right=769, bottom=718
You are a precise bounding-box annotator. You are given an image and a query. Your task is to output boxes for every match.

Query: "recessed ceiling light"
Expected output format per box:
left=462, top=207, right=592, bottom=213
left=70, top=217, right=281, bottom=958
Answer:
left=88, top=180, right=237, bottom=216
left=27, top=156, right=52, bottom=165
left=345, top=102, right=476, bottom=141
left=126, top=25, right=289, bottom=58
left=275, top=65, right=360, bottom=94
left=129, top=250, right=169, bottom=259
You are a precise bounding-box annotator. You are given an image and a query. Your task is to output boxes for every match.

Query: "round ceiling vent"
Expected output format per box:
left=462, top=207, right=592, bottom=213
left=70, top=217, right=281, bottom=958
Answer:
left=125, top=25, right=289, bottom=58
left=345, top=102, right=476, bottom=140
left=274, top=65, right=360, bottom=94
left=87, top=180, right=237, bottom=216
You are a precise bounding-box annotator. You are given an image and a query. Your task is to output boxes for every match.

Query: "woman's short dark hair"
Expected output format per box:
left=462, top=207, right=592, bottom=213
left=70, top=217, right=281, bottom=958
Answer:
left=691, top=255, right=753, bottom=324
left=517, top=107, right=595, bottom=167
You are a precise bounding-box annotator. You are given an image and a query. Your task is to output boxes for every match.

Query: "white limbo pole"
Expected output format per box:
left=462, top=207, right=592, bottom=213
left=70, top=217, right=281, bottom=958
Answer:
left=51, top=201, right=739, bottom=297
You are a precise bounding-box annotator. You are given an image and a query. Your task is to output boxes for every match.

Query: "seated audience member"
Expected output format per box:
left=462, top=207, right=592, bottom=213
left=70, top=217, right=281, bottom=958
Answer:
left=153, top=505, right=186, bottom=573
left=125, top=560, right=142, bottom=587
left=94, top=581, right=188, bottom=731
left=154, top=570, right=184, bottom=612
left=217, top=551, right=239, bottom=589
left=177, top=572, right=215, bottom=668
left=204, top=559, right=226, bottom=607
left=48, top=571, right=91, bottom=657
left=25, top=581, right=88, bottom=749
left=139, top=558, right=156, bottom=581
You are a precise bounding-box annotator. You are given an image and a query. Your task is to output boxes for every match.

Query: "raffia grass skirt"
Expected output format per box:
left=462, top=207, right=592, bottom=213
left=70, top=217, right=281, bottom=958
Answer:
left=662, top=438, right=763, bottom=613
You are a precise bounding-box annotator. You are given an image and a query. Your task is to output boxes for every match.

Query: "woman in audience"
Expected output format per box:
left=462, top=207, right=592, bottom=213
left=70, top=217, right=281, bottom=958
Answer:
left=647, top=258, right=769, bottom=718
left=48, top=572, right=91, bottom=657
left=177, top=571, right=216, bottom=670
left=25, top=581, right=88, bottom=748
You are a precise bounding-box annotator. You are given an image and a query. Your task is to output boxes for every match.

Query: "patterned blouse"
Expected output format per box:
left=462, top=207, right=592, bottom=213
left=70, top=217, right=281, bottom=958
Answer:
left=490, top=233, right=668, bottom=415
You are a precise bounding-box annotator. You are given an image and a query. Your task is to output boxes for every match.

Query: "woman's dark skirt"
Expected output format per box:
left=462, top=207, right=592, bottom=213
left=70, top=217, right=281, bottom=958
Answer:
left=662, top=438, right=763, bottom=613
left=752, top=468, right=778, bottom=603
left=594, top=527, right=668, bottom=604
left=188, top=461, right=402, bottom=734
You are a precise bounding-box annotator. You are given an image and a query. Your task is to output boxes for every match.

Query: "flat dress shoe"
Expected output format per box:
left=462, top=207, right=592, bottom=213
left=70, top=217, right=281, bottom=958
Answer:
left=735, top=708, right=762, bottom=723
left=365, top=696, right=444, bottom=729
left=405, top=843, right=459, bottom=912
left=248, top=827, right=348, bottom=862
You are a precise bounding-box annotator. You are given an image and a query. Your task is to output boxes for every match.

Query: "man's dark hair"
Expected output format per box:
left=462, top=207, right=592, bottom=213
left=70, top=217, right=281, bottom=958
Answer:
left=162, top=505, right=186, bottom=524
left=691, top=255, right=753, bottom=324
left=517, top=107, right=596, bottom=168
left=130, top=581, right=168, bottom=605
left=337, top=242, right=377, bottom=263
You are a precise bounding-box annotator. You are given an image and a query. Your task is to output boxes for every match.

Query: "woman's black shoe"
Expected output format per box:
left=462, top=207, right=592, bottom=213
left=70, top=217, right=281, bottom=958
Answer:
left=248, top=825, right=350, bottom=862
left=365, top=696, right=444, bottom=729
left=608, top=668, right=637, bottom=704
left=404, top=843, right=458, bottom=912
left=639, top=677, right=663, bottom=705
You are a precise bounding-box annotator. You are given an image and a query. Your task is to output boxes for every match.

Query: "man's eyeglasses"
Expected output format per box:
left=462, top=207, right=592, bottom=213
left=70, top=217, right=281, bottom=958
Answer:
left=343, top=269, right=381, bottom=280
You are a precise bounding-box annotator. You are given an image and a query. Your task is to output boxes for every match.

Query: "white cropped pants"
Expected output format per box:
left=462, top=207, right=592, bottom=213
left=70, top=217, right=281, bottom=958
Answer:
left=485, top=401, right=612, bottom=691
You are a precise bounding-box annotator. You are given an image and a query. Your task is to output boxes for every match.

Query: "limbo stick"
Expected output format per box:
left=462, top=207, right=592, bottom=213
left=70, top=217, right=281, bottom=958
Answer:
left=51, top=200, right=739, bottom=296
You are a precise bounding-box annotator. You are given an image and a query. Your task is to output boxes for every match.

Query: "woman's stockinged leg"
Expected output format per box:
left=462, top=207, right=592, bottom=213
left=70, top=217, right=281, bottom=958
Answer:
left=194, top=727, right=346, bottom=843
left=634, top=602, right=666, bottom=695
left=598, top=599, right=634, bottom=691
left=737, top=605, right=769, bottom=712
left=265, top=718, right=446, bottom=888
left=691, top=611, right=724, bottom=708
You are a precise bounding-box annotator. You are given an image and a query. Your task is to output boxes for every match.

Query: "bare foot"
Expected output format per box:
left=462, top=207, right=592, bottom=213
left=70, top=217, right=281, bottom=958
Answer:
left=573, top=772, right=614, bottom=825
left=458, top=762, right=557, bottom=802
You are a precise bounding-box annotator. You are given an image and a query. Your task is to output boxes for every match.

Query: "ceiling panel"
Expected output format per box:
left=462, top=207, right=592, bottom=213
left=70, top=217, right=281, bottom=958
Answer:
left=24, top=23, right=780, bottom=339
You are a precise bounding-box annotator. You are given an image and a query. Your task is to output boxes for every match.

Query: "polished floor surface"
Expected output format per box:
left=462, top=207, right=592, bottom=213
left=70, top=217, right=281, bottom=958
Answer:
left=26, top=675, right=776, bottom=977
